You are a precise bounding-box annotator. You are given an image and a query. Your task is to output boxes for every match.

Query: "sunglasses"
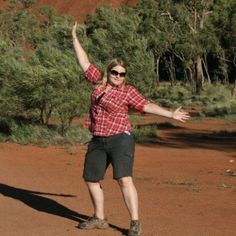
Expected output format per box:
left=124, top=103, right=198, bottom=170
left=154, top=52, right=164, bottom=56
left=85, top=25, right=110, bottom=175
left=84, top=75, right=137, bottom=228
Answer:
left=110, top=70, right=126, bottom=78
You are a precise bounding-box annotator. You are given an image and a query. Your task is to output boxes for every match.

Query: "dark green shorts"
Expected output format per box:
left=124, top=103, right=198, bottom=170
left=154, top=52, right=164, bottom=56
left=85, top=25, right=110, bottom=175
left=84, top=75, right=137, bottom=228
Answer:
left=83, top=132, right=135, bottom=182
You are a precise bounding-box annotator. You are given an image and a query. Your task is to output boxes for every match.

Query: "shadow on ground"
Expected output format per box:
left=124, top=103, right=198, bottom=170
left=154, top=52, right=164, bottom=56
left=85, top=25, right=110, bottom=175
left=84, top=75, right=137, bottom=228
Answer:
left=137, top=122, right=236, bottom=154
left=0, top=183, right=127, bottom=235
left=157, top=130, right=236, bottom=151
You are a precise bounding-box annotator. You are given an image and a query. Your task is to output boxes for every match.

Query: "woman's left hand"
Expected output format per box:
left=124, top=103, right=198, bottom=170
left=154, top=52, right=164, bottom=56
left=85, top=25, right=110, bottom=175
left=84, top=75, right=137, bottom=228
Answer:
left=172, top=107, right=190, bottom=122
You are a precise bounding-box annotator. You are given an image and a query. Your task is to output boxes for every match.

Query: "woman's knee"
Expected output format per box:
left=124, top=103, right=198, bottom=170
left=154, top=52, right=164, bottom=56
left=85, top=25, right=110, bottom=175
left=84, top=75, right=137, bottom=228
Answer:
left=117, top=176, right=133, bottom=187
left=86, top=181, right=101, bottom=189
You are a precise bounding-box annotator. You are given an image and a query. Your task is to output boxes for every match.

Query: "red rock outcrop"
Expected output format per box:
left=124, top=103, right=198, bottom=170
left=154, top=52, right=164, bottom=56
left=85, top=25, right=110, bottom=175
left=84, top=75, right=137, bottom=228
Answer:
left=0, top=0, right=138, bottom=23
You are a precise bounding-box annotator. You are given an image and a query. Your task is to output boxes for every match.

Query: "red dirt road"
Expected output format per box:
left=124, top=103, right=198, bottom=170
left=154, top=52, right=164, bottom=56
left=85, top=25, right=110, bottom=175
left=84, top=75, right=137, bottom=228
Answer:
left=0, top=117, right=236, bottom=236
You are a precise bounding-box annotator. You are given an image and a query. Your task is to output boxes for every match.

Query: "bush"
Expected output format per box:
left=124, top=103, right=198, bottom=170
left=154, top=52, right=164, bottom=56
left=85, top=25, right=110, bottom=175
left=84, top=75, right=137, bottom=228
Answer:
left=0, top=133, right=7, bottom=142
left=201, top=83, right=232, bottom=103
left=202, top=101, right=236, bottom=117
left=152, top=83, right=235, bottom=117
left=152, top=83, right=193, bottom=107
left=9, top=124, right=56, bottom=145
left=133, top=124, right=158, bottom=143
left=0, top=117, right=91, bottom=146
left=63, top=125, right=92, bottom=145
left=230, top=102, right=236, bottom=114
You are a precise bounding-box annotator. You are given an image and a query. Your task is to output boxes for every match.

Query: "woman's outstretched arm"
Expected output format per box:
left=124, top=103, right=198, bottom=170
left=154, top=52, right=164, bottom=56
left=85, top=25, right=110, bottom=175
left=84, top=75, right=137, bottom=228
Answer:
left=143, top=103, right=190, bottom=123
left=72, top=22, right=90, bottom=72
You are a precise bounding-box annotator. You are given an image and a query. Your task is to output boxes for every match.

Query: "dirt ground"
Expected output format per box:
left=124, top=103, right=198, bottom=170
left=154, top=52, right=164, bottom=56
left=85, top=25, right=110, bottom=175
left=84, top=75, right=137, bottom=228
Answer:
left=0, top=116, right=236, bottom=236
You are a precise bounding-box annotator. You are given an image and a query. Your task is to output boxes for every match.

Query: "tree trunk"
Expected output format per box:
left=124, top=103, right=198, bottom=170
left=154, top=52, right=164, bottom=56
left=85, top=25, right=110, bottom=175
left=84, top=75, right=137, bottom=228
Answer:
left=187, top=66, right=194, bottom=93
left=203, top=54, right=211, bottom=84
left=168, top=55, right=176, bottom=86
left=164, top=55, right=176, bottom=86
left=40, top=108, right=44, bottom=125
left=221, top=51, right=229, bottom=85
left=195, top=55, right=204, bottom=94
left=183, top=68, right=188, bottom=83
left=232, top=79, right=236, bottom=99
left=155, top=55, right=160, bottom=86
left=45, top=106, right=52, bottom=125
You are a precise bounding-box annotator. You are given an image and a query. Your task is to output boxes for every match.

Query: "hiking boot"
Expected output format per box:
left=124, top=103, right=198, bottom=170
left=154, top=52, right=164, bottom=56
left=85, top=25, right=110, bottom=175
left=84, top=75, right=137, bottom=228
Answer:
left=79, top=215, right=109, bottom=230
left=128, top=220, right=141, bottom=236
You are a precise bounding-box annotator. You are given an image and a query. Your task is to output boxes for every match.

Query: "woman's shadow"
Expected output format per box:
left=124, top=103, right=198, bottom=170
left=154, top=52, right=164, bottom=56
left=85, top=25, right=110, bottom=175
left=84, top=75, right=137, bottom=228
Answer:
left=0, top=183, right=127, bottom=235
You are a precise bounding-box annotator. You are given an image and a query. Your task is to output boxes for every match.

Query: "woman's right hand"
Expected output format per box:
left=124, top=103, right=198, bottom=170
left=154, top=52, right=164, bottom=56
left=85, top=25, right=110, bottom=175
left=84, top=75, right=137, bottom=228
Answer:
left=72, top=21, right=78, bottom=39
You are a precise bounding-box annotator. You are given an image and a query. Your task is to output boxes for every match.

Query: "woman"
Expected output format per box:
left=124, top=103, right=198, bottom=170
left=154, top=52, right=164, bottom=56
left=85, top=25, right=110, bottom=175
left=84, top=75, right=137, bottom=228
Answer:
left=72, top=22, right=189, bottom=236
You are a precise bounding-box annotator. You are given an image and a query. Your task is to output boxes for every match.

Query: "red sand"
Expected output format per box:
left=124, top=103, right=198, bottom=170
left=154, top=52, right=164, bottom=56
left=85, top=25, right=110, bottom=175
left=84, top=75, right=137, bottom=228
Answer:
left=1, top=116, right=236, bottom=236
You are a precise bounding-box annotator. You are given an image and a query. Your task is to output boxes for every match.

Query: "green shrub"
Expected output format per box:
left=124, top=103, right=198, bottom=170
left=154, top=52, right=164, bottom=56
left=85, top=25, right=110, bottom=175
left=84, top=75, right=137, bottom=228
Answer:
left=230, top=102, right=236, bottom=114
left=202, top=101, right=236, bottom=117
left=152, top=83, right=193, bottom=107
left=63, top=125, right=92, bottom=145
left=201, top=83, right=232, bottom=103
left=133, top=124, right=158, bottom=143
left=0, top=117, right=24, bottom=135
left=0, top=134, right=7, bottom=142
left=152, top=83, right=235, bottom=118
left=0, top=117, right=91, bottom=146
left=9, top=124, right=59, bottom=145
left=129, top=114, right=141, bottom=129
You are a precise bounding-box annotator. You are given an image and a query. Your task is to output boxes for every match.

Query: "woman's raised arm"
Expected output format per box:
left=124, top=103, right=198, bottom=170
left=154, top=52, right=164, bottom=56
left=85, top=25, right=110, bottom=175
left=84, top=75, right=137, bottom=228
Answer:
left=72, top=22, right=90, bottom=72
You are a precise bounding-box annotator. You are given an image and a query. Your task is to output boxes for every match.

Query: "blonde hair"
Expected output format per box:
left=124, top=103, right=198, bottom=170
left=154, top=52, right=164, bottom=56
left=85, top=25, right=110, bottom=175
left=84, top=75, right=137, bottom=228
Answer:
left=96, top=58, right=127, bottom=89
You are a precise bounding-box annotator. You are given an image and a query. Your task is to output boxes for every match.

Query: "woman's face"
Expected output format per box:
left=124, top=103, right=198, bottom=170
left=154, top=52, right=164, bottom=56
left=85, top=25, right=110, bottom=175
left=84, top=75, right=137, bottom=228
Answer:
left=108, top=65, right=126, bottom=87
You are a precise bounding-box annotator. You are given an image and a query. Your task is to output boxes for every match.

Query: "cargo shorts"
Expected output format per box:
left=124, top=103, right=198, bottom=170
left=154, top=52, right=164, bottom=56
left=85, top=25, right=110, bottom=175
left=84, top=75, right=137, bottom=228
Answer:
left=83, top=132, right=135, bottom=182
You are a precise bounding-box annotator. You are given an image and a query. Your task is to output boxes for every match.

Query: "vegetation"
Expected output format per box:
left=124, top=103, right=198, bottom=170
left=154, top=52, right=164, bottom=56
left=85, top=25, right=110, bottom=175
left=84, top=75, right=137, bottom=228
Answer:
left=133, top=124, right=159, bottom=143
left=0, top=0, right=235, bottom=145
left=0, top=118, right=91, bottom=146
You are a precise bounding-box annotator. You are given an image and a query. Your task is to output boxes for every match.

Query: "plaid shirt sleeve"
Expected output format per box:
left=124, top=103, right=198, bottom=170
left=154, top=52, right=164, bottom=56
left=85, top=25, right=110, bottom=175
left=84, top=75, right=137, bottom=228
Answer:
left=127, top=85, right=150, bottom=112
left=83, top=64, right=102, bottom=84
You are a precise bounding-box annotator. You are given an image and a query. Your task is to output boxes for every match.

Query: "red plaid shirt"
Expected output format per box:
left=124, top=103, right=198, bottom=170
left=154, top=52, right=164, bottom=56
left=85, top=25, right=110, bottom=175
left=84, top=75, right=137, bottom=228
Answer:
left=84, top=64, right=150, bottom=136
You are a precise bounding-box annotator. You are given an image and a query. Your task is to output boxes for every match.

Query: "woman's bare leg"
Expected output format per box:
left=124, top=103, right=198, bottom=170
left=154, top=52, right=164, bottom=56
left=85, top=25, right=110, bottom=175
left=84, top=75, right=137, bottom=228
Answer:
left=86, top=181, right=105, bottom=219
left=117, top=176, right=139, bottom=220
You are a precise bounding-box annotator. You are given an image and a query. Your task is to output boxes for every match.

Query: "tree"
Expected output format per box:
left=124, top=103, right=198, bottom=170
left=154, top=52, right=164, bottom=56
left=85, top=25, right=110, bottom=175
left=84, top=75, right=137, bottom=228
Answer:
left=85, top=5, right=156, bottom=95
left=0, top=0, right=38, bottom=48
left=210, top=0, right=236, bottom=85
left=0, top=37, right=25, bottom=119
left=135, top=0, right=178, bottom=85
left=23, top=43, right=91, bottom=127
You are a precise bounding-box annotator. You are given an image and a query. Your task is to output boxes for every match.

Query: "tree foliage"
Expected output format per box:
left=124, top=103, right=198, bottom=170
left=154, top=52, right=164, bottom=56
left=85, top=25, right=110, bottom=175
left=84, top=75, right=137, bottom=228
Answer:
left=85, top=5, right=156, bottom=94
left=0, top=0, right=235, bottom=138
